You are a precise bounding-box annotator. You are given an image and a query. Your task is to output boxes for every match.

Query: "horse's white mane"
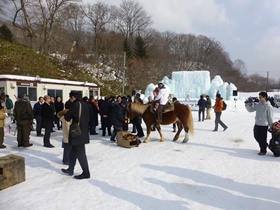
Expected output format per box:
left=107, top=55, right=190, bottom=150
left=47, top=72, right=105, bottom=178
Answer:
left=130, top=103, right=149, bottom=115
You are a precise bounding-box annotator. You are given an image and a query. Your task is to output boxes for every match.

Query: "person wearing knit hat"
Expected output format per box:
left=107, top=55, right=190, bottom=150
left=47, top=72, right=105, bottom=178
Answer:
left=245, top=91, right=274, bottom=155
left=213, top=93, right=228, bottom=132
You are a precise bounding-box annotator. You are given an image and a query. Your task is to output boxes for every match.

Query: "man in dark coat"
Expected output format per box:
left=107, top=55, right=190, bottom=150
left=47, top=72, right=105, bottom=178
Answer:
left=197, top=95, right=207, bottom=121
left=13, top=95, right=34, bottom=147
left=50, top=96, right=56, bottom=132
left=110, top=100, right=127, bottom=142
left=99, top=97, right=112, bottom=136
left=41, top=95, right=55, bottom=147
left=132, top=96, right=144, bottom=137
left=33, top=96, right=44, bottom=136
left=62, top=91, right=90, bottom=179
left=54, top=96, right=64, bottom=130
left=82, top=96, right=93, bottom=134
left=89, top=97, right=99, bottom=135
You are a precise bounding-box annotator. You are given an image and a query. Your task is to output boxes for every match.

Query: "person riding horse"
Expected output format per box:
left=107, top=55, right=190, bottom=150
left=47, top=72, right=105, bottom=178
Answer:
left=154, top=82, right=168, bottom=126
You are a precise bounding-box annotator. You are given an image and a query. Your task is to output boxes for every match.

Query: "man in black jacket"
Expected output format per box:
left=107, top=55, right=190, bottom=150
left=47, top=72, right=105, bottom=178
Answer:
left=99, top=97, right=112, bottom=136
left=131, top=97, right=144, bottom=137
left=41, top=95, right=55, bottom=147
left=62, top=91, right=90, bottom=179
left=33, top=96, right=44, bottom=136
left=54, top=96, right=64, bottom=130
left=110, top=100, right=127, bottom=142
left=197, top=95, right=207, bottom=121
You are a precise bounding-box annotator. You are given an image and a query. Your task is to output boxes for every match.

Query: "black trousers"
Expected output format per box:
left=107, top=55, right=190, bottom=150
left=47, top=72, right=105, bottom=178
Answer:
left=135, top=123, right=144, bottom=136
left=35, top=115, right=42, bottom=135
left=101, top=117, right=111, bottom=136
left=198, top=107, right=205, bottom=121
left=68, top=144, right=90, bottom=175
left=54, top=116, right=61, bottom=130
left=254, top=125, right=268, bottom=153
left=110, top=126, right=123, bottom=141
left=63, top=143, right=72, bottom=164
left=0, top=127, right=4, bottom=146
left=43, top=127, right=52, bottom=146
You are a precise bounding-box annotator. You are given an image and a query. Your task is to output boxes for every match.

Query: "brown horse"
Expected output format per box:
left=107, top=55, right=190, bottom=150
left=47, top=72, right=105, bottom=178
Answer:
left=127, top=102, right=194, bottom=143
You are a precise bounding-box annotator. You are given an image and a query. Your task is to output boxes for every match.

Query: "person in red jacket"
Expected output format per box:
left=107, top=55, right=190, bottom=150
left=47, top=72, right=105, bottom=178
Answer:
left=213, top=93, right=228, bottom=132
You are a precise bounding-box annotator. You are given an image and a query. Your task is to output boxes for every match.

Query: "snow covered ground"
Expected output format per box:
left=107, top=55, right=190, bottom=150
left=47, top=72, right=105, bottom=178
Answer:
left=1, top=93, right=280, bottom=210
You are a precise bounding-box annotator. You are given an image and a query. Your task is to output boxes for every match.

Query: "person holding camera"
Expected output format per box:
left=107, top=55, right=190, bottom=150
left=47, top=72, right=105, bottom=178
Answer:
left=245, top=91, right=273, bottom=155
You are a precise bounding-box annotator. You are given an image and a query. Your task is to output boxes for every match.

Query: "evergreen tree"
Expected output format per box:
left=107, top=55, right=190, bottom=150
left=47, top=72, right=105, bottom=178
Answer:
left=123, top=38, right=133, bottom=59
left=134, top=35, right=147, bottom=59
left=0, top=24, right=14, bottom=43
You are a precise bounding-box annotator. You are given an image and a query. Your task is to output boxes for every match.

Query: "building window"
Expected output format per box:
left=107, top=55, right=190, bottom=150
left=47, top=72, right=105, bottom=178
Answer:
left=17, top=87, right=37, bottom=101
left=90, top=90, right=98, bottom=97
left=48, top=89, right=63, bottom=100
left=0, top=87, right=5, bottom=100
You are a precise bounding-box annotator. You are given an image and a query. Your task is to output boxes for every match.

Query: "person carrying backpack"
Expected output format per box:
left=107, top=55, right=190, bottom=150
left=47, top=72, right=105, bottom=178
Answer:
left=213, top=93, right=228, bottom=132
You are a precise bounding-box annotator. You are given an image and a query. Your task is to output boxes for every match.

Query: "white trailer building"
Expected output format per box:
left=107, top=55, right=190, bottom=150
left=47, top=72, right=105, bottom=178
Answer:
left=0, top=74, right=100, bottom=106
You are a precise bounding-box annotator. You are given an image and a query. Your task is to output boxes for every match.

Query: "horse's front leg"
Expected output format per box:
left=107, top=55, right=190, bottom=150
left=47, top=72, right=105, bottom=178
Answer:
left=144, top=125, right=152, bottom=143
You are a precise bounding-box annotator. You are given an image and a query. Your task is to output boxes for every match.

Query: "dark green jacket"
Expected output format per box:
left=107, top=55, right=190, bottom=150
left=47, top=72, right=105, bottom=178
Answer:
left=5, top=98, right=13, bottom=109
left=13, top=99, right=34, bottom=125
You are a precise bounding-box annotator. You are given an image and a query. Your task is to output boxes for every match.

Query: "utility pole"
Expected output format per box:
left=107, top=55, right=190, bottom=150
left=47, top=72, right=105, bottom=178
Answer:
left=122, top=52, right=126, bottom=96
left=266, top=71, right=269, bottom=92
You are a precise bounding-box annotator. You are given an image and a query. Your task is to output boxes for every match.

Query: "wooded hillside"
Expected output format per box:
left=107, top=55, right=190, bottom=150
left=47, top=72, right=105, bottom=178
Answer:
left=0, top=0, right=279, bottom=95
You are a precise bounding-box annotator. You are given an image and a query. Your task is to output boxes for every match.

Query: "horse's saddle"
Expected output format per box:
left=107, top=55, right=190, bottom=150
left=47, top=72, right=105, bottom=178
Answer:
left=150, top=100, right=176, bottom=113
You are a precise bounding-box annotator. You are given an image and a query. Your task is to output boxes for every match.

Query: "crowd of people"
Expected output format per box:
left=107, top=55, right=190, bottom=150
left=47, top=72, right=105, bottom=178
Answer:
left=0, top=85, right=232, bottom=152
left=0, top=88, right=278, bottom=179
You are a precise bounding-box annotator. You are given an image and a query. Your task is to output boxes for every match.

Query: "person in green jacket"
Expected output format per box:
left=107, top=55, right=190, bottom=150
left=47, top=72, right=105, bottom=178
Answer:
left=4, top=94, right=13, bottom=116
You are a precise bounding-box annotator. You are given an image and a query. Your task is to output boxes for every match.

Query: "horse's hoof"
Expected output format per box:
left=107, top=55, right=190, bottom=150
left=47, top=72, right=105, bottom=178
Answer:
left=160, top=139, right=164, bottom=142
left=182, top=140, right=188, bottom=143
left=173, top=138, right=178, bottom=142
left=144, top=140, right=149, bottom=143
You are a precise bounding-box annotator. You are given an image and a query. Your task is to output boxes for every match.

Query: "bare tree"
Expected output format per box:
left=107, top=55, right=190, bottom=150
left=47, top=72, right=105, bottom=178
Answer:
left=12, top=0, right=37, bottom=48
left=11, top=0, right=80, bottom=53
left=83, top=2, right=112, bottom=65
left=194, top=36, right=222, bottom=69
left=62, top=3, right=85, bottom=57
left=233, top=59, right=247, bottom=75
left=115, top=0, right=152, bottom=39
left=35, top=0, right=80, bottom=54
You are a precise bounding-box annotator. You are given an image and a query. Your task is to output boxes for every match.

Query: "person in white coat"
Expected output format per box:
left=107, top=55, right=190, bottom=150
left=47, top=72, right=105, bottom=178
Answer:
left=154, top=82, right=169, bottom=125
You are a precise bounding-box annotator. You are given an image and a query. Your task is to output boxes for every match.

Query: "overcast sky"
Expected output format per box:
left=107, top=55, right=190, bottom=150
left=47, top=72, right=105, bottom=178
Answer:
left=84, top=0, right=280, bottom=78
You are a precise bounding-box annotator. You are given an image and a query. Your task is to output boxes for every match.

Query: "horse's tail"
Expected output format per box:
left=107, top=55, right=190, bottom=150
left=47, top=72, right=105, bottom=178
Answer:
left=187, top=105, right=194, bottom=135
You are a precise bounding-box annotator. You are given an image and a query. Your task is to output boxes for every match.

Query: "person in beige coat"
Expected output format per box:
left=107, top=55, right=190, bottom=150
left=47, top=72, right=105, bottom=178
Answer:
left=57, top=109, right=72, bottom=165
left=0, top=104, right=7, bottom=149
